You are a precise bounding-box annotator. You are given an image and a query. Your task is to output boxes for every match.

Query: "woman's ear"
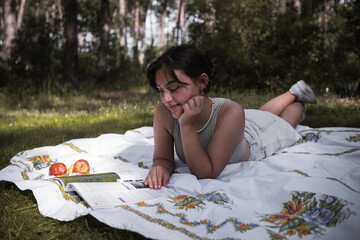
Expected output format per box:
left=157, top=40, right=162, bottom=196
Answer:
left=198, top=73, right=209, bottom=91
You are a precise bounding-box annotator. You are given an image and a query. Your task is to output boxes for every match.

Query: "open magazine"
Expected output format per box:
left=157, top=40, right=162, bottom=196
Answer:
left=49, top=172, right=173, bottom=209
left=68, top=181, right=173, bottom=209
left=50, top=172, right=140, bottom=192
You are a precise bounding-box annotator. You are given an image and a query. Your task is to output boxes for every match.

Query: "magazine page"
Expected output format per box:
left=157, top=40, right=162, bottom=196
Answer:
left=48, top=171, right=143, bottom=192
left=48, top=172, right=120, bottom=191
left=68, top=181, right=174, bottom=209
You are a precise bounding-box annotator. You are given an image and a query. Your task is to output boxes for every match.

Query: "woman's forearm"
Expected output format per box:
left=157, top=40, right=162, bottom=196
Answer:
left=180, top=125, right=215, bottom=179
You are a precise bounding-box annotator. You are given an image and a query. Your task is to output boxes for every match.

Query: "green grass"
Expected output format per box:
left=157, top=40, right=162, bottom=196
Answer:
left=1, top=90, right=359, bottom=240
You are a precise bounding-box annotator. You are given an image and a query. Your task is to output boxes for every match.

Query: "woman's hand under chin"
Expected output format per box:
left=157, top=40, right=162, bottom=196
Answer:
left=178, top=96, right=206, bottom=128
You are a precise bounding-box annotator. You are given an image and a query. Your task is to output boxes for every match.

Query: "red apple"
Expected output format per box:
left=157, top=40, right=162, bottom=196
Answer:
left=49, top=163, right=67, bottom=176
left=73, top=159, right=90, bottom=174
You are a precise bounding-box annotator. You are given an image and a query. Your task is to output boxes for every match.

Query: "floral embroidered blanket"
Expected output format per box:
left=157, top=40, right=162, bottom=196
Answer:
left=0, top=126, right=359, bottom=240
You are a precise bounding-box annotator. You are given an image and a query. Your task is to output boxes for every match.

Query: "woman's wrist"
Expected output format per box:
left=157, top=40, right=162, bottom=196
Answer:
left=179, top=121, right=197, bottom=134
left=153, top=158, right=174, bottom=173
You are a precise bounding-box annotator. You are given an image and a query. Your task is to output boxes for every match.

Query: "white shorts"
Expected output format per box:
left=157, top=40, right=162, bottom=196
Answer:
left=244, top=109, right=301, bottom=161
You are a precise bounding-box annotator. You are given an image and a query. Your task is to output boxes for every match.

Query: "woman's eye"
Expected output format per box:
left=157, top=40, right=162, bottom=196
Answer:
left=169, top=87, right=179, bottom=93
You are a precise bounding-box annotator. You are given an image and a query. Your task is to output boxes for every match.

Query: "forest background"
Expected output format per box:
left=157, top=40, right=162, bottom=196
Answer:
left=1, top=0, right=359, bottom=101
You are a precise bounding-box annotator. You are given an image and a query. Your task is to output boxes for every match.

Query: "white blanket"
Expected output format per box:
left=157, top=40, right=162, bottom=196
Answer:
left=1, top=126, right=360, bottom=239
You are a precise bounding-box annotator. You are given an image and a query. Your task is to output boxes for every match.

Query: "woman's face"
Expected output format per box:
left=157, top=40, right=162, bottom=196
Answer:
left=155, top=67, right=201, bottom=119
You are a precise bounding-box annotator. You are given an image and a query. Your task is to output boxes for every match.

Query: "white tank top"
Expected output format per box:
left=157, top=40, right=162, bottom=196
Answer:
left=173, top=98, right=246, bottom=164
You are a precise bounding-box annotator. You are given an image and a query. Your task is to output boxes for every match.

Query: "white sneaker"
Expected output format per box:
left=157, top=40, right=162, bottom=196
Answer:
left=289, top=80, right=317, bottom=104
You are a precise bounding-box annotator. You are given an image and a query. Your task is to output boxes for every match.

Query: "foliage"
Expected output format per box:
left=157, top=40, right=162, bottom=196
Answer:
left=0, top=0, right=359, bottom=97
left=330, top=1, right=360, bottom=88
left=6, top=16, right=63, bottom=95
left=187, top=0, right=360, bottom=93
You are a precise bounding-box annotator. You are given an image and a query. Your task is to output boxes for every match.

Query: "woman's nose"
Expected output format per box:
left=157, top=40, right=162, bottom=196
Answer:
left=162, top=91, right=172, bottom=103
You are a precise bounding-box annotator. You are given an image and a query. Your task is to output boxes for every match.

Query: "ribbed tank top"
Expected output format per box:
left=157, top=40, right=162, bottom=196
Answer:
left=173, top=98, right=246, bottom=164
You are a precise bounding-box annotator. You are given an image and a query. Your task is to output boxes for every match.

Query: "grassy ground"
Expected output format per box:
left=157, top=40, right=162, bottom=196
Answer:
left=0, top=90, right=359, bottom=240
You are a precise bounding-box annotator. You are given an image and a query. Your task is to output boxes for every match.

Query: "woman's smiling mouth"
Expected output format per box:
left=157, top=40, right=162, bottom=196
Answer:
left=168, top=104, right=180, bottom=111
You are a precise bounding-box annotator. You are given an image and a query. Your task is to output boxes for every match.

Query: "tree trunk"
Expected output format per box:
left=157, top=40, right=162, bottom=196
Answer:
left=204, top=0, right=215, bottom=34
left=3, top=0, right=17, bottom=59
left=16, top=0, right=26, bottom=30
left=0, top=3, right=3, bottom=29
left=134, top=1, right=139, bottom=43
left=57, top=0, right=63, bottom=21
left=35, top=0, right=40, bottom=20
left=139, top=0, right=149, bottom=65
left=306, top=0, right=312, bottom=17
left=78, top=32, right=83, bottom=48
left=45, top=0, right=50, bottom=26
left=324, top=0, right=329, bottom=33
left=98, top=0, right=110, bottom=81
left=54, top=0, right=63, bottom=48
left=118, top=0, right=126, bottom=61
left=179, top=0, right=186, bottom=44
left=173, top=0, right=182, bottom=44
left=294, top=0, right=301, bottom=15
left=33, top=0, right=40, bottom=41
left=64, top=0, right=79, bottom=89
left=334, top=0, right=338, bottom=14
left=173, top=0, right=186, bottom=44
left=148, top=4, right=155, bottom=46
left=49, top=0, right=57, bottom=33
left=133, top=0, right=140, bottom=59
left=158, top=0, right=168, bottom=52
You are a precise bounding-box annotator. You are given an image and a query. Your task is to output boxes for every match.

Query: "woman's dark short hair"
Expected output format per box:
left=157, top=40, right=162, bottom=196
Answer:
left=147, top=45, right=216, bottom=94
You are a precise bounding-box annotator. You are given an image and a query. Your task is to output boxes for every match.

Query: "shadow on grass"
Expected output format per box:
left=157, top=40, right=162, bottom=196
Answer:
left=0, top=181, right=151, bottom=240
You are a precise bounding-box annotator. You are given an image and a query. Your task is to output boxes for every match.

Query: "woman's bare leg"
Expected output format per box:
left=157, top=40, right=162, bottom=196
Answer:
left=259, top=92, right=296, bottom=116
left=259, top=91, right=303, bottom=127
left=259, top=81, right=316, bottom=128
left=279, top=102, right=303, bottom=128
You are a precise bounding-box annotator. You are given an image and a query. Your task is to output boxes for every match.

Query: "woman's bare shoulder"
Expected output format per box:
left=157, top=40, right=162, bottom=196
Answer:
left=221, top=100, right=244, bottom=114
left=217, top=100, right=245, bottom=124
